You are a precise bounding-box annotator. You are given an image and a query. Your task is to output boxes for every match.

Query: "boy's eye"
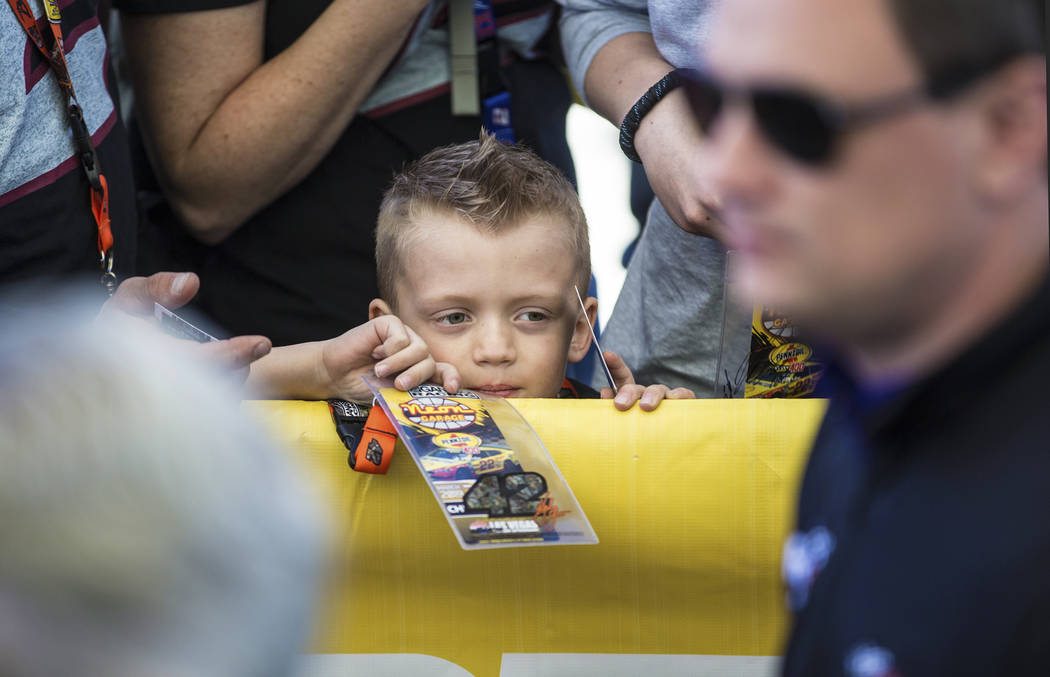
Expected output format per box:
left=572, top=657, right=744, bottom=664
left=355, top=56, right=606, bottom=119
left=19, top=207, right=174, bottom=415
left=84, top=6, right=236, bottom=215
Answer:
left=438, top=312, right=469, bottom=325
left=517, top=311, right=548, bottom=322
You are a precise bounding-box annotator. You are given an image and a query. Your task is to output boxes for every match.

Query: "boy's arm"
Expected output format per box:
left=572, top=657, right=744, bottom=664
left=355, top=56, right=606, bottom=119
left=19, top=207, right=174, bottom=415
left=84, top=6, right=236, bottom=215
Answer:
left=246, top=316, right=460, bottom=402
left=601, top=350, right=695, bottom=411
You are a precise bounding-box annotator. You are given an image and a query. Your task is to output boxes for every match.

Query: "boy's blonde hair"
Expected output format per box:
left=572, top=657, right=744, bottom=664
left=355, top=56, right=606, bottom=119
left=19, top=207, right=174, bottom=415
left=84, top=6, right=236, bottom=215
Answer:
left=376, top=130, right=590, bottom=305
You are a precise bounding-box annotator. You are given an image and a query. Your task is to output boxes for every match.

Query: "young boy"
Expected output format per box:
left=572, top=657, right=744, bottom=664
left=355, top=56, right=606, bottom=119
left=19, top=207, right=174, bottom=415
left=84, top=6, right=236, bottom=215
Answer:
left=242, top=132, right=690, bottom=408
left=367, top=132, right=693, bottom=410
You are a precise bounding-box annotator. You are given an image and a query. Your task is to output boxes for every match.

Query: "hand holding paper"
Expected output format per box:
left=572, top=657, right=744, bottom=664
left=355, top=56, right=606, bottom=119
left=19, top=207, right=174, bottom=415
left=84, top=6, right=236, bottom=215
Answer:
left=99, top=272, right=270, bottom=379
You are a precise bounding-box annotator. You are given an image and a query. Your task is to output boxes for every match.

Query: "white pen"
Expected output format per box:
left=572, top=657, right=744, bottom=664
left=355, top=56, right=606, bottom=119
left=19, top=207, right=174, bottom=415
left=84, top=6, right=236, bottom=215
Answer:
left=574, top=285, right=617, bottom=394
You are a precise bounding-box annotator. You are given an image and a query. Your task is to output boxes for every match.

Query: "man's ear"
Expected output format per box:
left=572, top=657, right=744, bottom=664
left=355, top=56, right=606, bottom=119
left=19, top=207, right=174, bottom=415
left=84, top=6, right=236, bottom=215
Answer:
left=972, top=56, right=1047, bottom=202
left=369, top=298, right=393, bottom=321
left=567, top=296, right=599, bottom=363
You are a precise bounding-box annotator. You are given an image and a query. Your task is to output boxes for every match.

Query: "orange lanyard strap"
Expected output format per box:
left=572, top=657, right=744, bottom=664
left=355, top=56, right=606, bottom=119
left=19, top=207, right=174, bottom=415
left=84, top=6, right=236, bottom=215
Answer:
left=7, top=0, right=115, bottom=291
left=328, top=400, right=398, bottom=475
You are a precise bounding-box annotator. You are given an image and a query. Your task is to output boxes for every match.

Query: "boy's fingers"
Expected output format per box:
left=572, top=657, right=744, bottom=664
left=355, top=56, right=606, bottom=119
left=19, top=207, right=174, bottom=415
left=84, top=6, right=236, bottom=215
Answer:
left=320, top=324, right=387, bottom=377
left=375, top=340, right=430, bottom=380
left=372, top=324, right=419, bottom=372
left=434, top=362, right=461, bottom=394
left=670, top=387, right=696, bottom=400
left=392, top=355, right=437, bottom=390
left=613, top=384, right=645, bottom=411
left=639, top=384, right=671, bottom=412
left=321, top=322, right=396, bottom=371
left=604, top=350, right=636, bottom=389
left=370, top=315, right=412, bottom=360
left=599, top=387, right=615, bottom=400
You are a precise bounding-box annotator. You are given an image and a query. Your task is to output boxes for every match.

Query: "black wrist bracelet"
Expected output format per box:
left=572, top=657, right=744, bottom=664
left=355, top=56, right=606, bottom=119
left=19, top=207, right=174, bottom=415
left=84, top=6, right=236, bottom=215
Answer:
left=619, top=68, right=692, bottom=163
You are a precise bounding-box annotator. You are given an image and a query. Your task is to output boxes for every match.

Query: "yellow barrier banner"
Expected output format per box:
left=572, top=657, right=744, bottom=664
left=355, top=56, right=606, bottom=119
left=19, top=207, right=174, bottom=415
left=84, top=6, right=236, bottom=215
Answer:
left=245, top=399, right=826, bottom=677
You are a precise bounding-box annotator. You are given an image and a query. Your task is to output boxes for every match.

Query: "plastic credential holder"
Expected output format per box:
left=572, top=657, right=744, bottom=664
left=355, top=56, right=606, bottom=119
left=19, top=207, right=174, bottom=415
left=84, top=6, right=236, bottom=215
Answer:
left=363, top=376, right=598, bottom=550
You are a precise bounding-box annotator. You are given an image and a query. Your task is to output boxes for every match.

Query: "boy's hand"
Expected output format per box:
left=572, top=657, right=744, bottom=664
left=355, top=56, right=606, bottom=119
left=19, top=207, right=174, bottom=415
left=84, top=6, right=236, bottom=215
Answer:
left=318, top=315, right=461, bottom=401
left=599, top=350, right=696, bottom=411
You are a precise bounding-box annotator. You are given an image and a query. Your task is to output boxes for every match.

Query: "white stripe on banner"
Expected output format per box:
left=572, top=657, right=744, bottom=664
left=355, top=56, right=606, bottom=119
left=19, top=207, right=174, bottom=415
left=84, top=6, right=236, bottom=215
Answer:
left=294, top=653, right=780, bottom=677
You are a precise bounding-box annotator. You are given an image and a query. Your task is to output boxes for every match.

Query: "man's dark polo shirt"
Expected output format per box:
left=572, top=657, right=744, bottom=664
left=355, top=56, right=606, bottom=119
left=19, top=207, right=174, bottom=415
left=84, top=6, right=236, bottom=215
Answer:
left=782, top=275, right=1050, bottom=677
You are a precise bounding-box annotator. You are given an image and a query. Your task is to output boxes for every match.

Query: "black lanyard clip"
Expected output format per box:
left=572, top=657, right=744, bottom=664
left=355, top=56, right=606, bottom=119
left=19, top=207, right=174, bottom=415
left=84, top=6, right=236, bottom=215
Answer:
left=68, top=102, right=101, bottom=192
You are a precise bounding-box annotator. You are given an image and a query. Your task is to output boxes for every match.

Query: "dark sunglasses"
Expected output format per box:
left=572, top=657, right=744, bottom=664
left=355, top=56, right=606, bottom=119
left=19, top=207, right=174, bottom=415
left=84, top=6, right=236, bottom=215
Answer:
left=680, top=59, right=1007, bottom=166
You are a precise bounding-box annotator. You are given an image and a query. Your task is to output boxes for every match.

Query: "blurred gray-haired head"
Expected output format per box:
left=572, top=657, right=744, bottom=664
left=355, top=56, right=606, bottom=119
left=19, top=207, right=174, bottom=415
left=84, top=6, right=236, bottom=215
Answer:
left=0, top=288, right=325, bottom=677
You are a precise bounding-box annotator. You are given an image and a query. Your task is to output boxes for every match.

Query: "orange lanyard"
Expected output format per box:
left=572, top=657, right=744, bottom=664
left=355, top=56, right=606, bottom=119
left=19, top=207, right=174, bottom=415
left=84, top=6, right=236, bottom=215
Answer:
left=329, top=400, right=399, bottom=475
left=7, top=0, right=115, bottom=292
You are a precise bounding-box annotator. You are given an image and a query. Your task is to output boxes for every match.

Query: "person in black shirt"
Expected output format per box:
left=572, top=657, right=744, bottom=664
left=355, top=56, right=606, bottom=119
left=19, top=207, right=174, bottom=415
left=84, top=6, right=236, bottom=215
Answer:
left=1, top=0, right=137, bottom=291
left=113, top=0, right=575, bottom=347
left=693, top=0, right=1048, bottom=674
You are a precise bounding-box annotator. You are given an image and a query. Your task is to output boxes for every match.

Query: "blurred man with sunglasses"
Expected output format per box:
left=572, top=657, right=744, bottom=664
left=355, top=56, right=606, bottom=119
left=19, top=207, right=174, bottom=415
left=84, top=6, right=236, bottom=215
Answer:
left=697, top=0, right=1048, bottom=674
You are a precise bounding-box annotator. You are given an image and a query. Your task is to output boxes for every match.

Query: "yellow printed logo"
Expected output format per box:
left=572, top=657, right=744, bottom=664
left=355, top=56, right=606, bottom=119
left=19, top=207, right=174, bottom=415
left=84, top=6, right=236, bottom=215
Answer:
left=42, top=0, right=62, bottom=21
left=770, top=343, right=812, bottom=372
left=761, top=309, right=799, bottom=338
left=401, top=397, right=477, bottom=431
left=433, top=432, right=482, bottom=452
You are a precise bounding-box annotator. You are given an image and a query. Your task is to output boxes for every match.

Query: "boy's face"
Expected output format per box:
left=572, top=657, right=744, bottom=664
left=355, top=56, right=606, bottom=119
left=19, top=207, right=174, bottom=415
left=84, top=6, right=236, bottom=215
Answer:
left=370, top=212, right=596, bottom=398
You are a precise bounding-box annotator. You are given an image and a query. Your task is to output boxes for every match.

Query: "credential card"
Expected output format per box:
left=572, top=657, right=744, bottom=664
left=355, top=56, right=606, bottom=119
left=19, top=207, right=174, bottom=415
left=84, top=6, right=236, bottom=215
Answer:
left=364, top=377, right=598, bottom=550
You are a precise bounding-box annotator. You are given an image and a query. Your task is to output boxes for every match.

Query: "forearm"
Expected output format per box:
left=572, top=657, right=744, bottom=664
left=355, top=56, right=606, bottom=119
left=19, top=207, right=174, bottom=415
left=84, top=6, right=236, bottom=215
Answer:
left=244, top=315, right=440, bottom=402
left=581, top=29, right=719, bottom=237
left=245, top=341, right=330, bottom=400
left=582, top=31, right=675, bottom=127
left=124, top=0, right=428, bottom=243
